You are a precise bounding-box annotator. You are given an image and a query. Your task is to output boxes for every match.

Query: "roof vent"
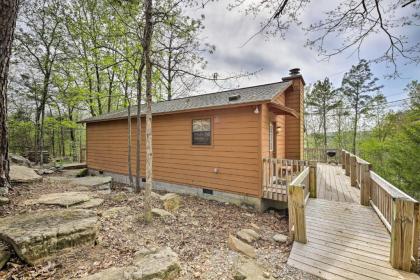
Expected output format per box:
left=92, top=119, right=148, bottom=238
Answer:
left=228, top=95, right=241, bottom=102
left=289, top=68, right=301, bottom=76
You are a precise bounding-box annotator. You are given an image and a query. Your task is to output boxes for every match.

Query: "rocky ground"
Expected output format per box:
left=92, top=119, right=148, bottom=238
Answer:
left=0, top=170, right=319, bottom=280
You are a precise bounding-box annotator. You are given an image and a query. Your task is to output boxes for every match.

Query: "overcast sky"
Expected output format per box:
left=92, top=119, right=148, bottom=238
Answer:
left=190, top=0, right=420, bottom=107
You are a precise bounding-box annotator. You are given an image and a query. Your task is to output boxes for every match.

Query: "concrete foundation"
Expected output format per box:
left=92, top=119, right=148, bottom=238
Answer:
left=88, top=168, right=286, bottom=212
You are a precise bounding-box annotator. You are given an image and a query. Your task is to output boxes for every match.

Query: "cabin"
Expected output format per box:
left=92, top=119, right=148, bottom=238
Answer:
left=80, top=68, right=305, bottom=210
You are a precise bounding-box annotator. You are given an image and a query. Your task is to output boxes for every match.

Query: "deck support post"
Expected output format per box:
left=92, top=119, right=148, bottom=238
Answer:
left=345, top=152, right=350, bottom=176
left=350, top=155, right=356, bottom=187
left=309, top=161, right=317, bottom=198
left=412, top=203, right=420, bottom=272
left=390, top=198, right=416, bottom=272
left=359, top=163, right=371, bottom=206
left=288, top=185, right=307, bottom=244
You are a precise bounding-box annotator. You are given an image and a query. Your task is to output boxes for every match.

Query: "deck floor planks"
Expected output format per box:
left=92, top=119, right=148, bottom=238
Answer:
left=288, top=195, right=420, bottom=280
left=317, top=163, right=361, bottom=203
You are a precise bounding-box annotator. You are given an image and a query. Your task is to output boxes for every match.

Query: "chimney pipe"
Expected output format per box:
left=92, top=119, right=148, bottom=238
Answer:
left=289, top=68, right=300, bottom=76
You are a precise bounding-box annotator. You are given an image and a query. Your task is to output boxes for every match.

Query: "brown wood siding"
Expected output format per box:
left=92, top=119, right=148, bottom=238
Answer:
left=285, top=79, right=304, bottom=159
left=87, top=106, right=262, bottom=197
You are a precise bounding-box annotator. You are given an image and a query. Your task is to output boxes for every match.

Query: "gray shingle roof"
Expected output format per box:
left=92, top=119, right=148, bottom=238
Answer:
left=80, top=81, right=292, bottom=123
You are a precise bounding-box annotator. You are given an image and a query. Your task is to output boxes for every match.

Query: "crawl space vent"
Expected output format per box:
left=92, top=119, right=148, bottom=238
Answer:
left=203, top=188, right=213, bottom=195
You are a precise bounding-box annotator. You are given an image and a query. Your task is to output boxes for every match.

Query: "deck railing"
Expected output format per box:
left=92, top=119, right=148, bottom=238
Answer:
left=304, top=147, right=341, bottom=163
left=287, top=166, right=316, bottom=244
left=262, top=158, right=310, bottom=201
left=341, top=149, right=420, bottom=272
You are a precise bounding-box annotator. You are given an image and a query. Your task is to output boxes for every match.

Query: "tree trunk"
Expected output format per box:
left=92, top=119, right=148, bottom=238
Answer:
left=0, top=0, right=18, bottom=192
left=125, top=82, right=134, bottom=188
left=135, top=61, right=145, bottom=192
left=143, top=0, right=153, bottom=223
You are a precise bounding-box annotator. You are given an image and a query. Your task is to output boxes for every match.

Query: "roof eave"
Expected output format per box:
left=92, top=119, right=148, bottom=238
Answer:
left=79, top=100, right=271, bottom=124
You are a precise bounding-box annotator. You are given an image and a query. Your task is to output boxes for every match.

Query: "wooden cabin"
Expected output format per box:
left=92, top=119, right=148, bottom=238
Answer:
left=80, top=69, right=305, bottom=210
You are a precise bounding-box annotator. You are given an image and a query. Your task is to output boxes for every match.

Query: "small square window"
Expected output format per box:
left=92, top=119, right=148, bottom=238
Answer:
left=192, top=119, right=211, bottom=145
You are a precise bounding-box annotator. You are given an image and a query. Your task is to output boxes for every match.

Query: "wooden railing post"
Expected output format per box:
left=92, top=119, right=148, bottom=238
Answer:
left=288, top=185, right=307, bottom=243
left=350, top=155, right=356, bottom=187
left=341, top=150, right=345, bottom=169
left=412, top=203, right=420, bottom=272
left=345, top=152, right=350, bottom=176
left=390, top=198, right=416, bottom=271
left=309, top=161, right=317, bottom=198
left=360, top=163, right=371, bottom=206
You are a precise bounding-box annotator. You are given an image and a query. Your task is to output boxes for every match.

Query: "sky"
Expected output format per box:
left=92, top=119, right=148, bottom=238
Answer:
left=189, top=0, right=420, bottom=107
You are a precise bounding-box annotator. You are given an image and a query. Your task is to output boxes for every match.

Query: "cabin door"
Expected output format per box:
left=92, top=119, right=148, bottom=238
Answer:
left=269, top=122, right=277, bottom=158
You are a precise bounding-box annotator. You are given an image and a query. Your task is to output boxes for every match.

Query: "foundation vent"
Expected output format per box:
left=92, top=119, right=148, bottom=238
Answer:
left=203, top=188, right=213, bottom=195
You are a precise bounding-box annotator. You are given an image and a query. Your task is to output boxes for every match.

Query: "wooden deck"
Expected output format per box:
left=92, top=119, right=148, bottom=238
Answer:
left=317, top=163, right=360, bottom=204
left=288, top=164, right=420, bottom=280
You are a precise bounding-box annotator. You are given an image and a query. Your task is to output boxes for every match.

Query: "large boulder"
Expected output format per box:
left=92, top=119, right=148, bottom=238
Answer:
left=0, top=209, right=98, bottom=265
left=227, top=234, right=256, bottom=258
left=83, top=247, right=180, bottom=280
left=10, top=154, right=31, bottom=167
left=49, top=176, right=112, bottom=193
left=25, top=192, right=92, bottom=207
left=10, top=165, right=42, bottom=183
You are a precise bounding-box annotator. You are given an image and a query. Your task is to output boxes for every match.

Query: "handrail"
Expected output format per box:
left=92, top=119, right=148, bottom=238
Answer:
left=370, top=171, right=416, bottom=202
left=288, top=166, right=310, bottom=244
left=340, top=148, right=419, bottom=272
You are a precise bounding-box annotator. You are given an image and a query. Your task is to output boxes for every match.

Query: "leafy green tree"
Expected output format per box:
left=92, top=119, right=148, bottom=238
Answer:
left=306, top=78, right=341, bottom=149
left=14, top=0, right=65, bottom=165
left=341, top=59, right=383, bottom=153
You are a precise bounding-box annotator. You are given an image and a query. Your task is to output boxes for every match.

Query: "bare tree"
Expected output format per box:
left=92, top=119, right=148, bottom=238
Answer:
left=0, top=0, right=19, bottom=192
left=229, top=0, right=419, bottom=76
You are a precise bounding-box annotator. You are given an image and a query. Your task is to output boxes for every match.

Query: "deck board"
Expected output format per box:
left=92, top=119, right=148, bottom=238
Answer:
left=288, top=163, right=420, bottom=280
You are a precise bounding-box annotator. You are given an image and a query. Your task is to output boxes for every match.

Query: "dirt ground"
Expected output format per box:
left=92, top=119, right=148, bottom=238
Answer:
left=0, top=174, right=319, bottom=280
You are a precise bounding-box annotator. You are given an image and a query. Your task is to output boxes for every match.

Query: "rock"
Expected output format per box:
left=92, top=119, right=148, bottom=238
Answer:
left=34, top=168, right=55, bottom=175
left=82, top=266, right=132, bottom=280
left=160, top=193, right=181, bottom=212
left=234, top=260, right=273, bottom=280
left=76, top=168, right=89, bottom=177
left=151, top=208, right=174, bottom=218
left=0, top=197, right=9, bottom=206
left=102, top=206, right=131, bottom=219
left=10, top=165, right=42, bottom=183
left=0, top=241, right=11, bottom=270
left=250, top=223, right=260, bottom=231
left=227, top=234, right=256, bottom=258
left=83, top=247, right=180, bottom=280
left=72, top=176, right=112, bottom=190
left=151, top=192, right=161, bottom=200
left=26, top=192, right=92, bottom=207
left=134, top=246, right=158, bottom=258
left=237, top=229, right=261, bottom=243
left=73, top=198, right=104, bottom=209
left=0, top=209, right=98, bottom=265
left=131, top=247, right=180, bottom=279
left=62, top=162, right=87, bottom=170
left=10, top=154, right=31, bottom=167
left=272, top=233, right=288, bottom=243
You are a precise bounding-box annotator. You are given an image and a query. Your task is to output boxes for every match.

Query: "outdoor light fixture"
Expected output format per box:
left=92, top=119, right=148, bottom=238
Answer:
left=254, top=106, right=260, bottom=114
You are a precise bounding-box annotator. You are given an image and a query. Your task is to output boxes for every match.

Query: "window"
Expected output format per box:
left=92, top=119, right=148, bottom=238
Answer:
left=192, top=118, right=211, bottom=145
